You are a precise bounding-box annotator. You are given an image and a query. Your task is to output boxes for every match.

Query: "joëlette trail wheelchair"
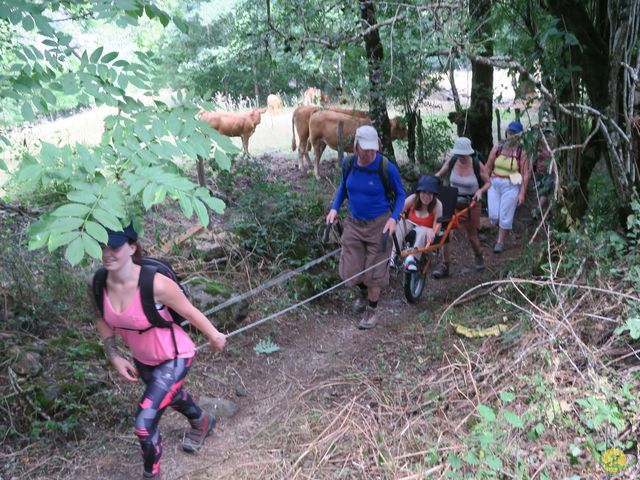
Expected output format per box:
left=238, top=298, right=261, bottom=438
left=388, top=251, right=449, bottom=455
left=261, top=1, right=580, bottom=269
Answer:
left=395, top=186, right=476, bottom=303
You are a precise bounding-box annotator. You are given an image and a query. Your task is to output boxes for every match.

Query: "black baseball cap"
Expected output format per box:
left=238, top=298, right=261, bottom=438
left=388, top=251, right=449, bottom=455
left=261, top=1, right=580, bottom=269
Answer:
left=105, top=223, right=138, bottom=248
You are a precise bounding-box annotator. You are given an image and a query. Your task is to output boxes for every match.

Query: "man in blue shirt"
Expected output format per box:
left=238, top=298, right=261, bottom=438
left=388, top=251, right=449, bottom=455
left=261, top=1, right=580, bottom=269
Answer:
left=326, top=125, right=406, bottom=329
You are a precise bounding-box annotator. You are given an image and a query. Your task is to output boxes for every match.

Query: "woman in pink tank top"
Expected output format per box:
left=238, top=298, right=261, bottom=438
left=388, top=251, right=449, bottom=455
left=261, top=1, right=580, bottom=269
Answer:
left=94, top=224, right=226, bottom=480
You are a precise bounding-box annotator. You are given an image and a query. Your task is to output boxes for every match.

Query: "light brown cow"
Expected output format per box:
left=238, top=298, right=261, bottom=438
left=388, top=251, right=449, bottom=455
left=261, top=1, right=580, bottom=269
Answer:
left=291, top=106, right=370, bottom=170
left=302, top=87, right=329, bottom=106
left=198, top=108, right=266, bottom=154
left=308, top=110, right=407, bottom=179
left=267, top=94, right=282, bottom=114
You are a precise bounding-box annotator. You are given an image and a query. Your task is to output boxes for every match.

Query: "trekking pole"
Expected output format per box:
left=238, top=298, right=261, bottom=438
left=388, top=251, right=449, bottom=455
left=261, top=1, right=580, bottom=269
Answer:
left=322, top=223, right=332, bottom=243
left=380, top=232, right=388, bottom=252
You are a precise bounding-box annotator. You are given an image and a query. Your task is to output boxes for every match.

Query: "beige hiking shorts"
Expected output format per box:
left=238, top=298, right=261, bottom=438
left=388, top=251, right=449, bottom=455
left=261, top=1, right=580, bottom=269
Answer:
left=339, top=214, right=392, bottom=288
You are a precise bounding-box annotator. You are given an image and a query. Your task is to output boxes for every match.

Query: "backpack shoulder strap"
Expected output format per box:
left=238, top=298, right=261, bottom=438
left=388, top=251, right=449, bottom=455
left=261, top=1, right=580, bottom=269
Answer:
left=516, top=145, right=523, bottom=169
left=92, top=268, right=108, bottom=317
left=471, top=155, right=484, bottom=187
left=342, top=155, right=357, bottom=197
left=447, top=155, right=458, bottom=178
left=378, top=155, right=394, bottom=203
left=139, top=265, right=173, bottom=328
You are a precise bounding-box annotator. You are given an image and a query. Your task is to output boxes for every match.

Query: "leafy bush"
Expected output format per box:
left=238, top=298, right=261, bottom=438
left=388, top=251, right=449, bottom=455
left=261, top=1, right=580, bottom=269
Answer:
left=416, top=116, right=454, bottom=173
left=223, top=160, right=327, bottom=268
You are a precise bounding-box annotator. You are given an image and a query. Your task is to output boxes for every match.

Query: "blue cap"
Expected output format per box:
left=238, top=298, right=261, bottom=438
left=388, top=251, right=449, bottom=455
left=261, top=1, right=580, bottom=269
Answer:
left=416, top=175, right=440, bottom=194
left=105, top=223, right=138, bottom=248
left=507, top=120, right=524, bottom=134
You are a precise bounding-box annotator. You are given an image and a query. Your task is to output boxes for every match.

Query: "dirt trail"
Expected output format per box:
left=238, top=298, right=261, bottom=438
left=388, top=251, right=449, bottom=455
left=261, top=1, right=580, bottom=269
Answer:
left=67, top=201, right=528, bottom=480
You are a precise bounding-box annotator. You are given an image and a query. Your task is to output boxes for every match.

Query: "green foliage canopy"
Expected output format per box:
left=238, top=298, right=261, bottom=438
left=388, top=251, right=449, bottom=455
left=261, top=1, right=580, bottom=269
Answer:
left=0, top=0, right=236, bottom=265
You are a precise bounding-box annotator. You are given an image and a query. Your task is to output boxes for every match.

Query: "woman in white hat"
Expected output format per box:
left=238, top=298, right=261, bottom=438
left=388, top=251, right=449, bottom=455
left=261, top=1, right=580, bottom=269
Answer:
left=433, top=137, right=491, bottom=278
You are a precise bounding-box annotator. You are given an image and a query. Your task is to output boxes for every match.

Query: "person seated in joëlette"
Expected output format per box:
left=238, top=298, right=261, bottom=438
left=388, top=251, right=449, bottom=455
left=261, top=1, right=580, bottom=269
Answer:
left=392, top=175, right=443, bottom=271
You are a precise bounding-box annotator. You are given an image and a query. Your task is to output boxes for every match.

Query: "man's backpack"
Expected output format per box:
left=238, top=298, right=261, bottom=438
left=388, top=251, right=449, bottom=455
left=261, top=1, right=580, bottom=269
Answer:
left=92, top=258, right=188, bottom=355
left=342, top=154, right=395, bottom=207
left=447, top=151, right=486, bottom=188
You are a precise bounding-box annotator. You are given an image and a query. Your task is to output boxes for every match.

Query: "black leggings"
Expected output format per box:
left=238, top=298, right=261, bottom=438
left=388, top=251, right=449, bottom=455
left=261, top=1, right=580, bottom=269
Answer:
left=133, top=357, right=202, bottom=475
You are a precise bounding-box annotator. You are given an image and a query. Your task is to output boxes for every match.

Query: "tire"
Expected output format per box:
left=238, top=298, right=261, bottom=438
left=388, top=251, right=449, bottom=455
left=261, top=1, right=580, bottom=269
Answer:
left=403, top=269, right=426, bottom=304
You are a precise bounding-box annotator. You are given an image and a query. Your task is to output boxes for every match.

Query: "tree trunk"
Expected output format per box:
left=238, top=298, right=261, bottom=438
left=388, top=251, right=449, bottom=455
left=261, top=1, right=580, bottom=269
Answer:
left=466, top=0, right=494, bottom=159
left=359, top=0, right=394, bottom=161
left=252, top=56, right=260, bottom=107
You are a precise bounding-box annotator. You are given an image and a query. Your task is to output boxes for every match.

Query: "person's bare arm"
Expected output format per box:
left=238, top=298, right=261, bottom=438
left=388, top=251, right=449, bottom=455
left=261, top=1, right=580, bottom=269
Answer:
left=154, top=275, right=226, bottom=351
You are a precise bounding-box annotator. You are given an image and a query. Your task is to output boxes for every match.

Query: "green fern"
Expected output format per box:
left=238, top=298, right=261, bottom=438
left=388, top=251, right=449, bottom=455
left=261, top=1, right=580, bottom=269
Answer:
left=254, top=338, right=280, bottom=355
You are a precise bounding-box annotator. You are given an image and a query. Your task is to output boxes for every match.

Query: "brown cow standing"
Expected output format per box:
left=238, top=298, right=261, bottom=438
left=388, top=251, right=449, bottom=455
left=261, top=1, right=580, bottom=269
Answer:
left=302, top=87, right=329, bottom=106
left=267, top=94, right=282, bottom=114
left=308, top=110, right=407, bottom=179
left=198, top=108, right=266, bottom=154
left=291, top=106, right=370, bottom=171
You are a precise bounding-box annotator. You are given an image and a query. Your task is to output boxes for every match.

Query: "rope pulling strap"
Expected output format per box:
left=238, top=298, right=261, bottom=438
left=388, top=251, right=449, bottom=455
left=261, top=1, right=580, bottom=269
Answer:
left=194, top=232, right=392, bottom=352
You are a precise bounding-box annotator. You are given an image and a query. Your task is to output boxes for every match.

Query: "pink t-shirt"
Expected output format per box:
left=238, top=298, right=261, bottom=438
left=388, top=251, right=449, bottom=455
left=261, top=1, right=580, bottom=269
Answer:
left=103, top=287, right=195, bottom=366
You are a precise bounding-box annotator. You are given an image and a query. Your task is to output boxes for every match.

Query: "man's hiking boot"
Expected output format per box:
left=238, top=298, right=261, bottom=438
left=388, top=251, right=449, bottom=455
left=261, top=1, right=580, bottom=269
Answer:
left=357, top=307, right=379, bottom=330
left=142, top=470, right=162, bottom=480
left=351, top=289, right=368, bottom=315
left=432, top=263, right=449, bottom=279
left=475, top=254, right=485, bottom=271
left=182, top=411, right=216, bottom=453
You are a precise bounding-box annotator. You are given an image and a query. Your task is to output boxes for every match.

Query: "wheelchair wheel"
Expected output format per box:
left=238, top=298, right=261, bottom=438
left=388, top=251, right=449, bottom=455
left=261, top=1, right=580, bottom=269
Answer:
left=403, top=267, right=427, bottom=304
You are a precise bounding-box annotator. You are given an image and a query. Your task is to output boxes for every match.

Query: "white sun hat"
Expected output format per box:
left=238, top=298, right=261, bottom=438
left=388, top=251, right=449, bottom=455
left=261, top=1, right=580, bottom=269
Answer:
left=451, top=137, right=474, bottom=156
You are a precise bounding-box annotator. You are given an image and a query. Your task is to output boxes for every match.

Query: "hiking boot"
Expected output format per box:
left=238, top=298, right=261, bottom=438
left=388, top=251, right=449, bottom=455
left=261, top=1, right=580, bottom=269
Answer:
left=493, top=242, right=504, bottom=254
left=142, top=470, right=162, bottom=480
left=351, top=290, right=368, bottom=315
left=474, top=254, right=485, bottom=271
left=432, top=263, right=449, bottom=279
left=182, top=411, right=216, bottom=453
left=357, top=307, right=379, bottom=330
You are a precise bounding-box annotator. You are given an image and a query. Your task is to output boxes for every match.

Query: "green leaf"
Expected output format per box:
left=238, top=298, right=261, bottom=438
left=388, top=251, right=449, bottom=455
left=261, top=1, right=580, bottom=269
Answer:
left=199, top=194, right=225, bottom=214
left=447, top=454, right=461, bottom=469
left=49, top=230, right=80, bottom=251
left=89, top=46, right=104, bottom=63
left=503, top=410, right=524, bottom=428
left=28, top=231, right=50, bottom=250
left=101, top=51, right=119, bottom=63
left=50, top=216, right=84, bottom=233
left=158, top=12, right=170, bottom=27
left=22, top=14, right=35, bottom=31
left=81, top=233, right=102, bottom=259
left=21, top=102, right=35, bottom=121
left=84, top=221, right=108, bottom=243
left=177, top=193, right=193, bottom=218
left=214, top=148, right=231, bottom=170
left=65, top=237, right=85, bottom=265
left=52, top=203, right=91, bottom=217
left=173, top=16, right=189, bottom=34
left=67, top=190, right=98, bottom=204
left=91, top=208, right=122, bottom=231
left=142, top=183, right=157, bottom=209
left=477, top=404, right=496, bottom=422
left=485, top=456, right=503, bottom=470
left=463, top=451, right=479, bottom=465
left=499, top=391, right=516, bottom=403
left=192, top=198, right=209, bottom=226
